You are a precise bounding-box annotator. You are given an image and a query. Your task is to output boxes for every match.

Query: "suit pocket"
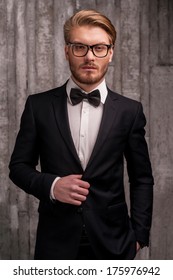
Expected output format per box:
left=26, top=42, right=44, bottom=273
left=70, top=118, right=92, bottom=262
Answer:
left=106, top=202, right=130, bottom=232
left=106, top=202, right=137, bottom=258
left=107, top=202, right=128, bottom=220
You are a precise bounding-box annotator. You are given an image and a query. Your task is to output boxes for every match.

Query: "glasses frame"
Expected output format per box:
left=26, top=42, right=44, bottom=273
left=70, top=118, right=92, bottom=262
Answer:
left=67, top=42, right=113, bottom=58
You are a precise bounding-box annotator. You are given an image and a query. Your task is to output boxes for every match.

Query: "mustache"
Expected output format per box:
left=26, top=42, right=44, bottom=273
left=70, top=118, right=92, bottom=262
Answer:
left=80, top=63, right=98, bottom=68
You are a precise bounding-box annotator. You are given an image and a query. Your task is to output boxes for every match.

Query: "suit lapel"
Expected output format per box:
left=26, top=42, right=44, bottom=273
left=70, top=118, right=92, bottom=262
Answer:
left=85, top=89, right=119, bottom=172
left=51, top=84, right=83, bottom=170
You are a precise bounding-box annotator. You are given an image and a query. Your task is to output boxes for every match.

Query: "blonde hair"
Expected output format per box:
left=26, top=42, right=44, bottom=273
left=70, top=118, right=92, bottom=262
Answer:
left=64, top=9, right=116, bottom=45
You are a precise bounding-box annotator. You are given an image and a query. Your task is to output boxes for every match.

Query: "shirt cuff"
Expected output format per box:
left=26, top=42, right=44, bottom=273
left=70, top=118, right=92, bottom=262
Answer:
left=50, top=177, right=60, bottom=200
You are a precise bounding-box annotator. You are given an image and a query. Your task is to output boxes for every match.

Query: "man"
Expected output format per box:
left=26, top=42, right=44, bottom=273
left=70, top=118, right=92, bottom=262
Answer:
left=9, top=9, right=154, bottom=260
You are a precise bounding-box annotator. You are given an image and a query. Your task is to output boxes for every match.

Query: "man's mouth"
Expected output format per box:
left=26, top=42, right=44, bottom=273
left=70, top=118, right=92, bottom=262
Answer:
left=81, top=65, right=97, bottom=70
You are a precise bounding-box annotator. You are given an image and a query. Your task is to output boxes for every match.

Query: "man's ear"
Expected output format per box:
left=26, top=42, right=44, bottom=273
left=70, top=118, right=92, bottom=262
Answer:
left=109, top=46, right=114, bottom=63
left=65, top=45, right=69, bottom=60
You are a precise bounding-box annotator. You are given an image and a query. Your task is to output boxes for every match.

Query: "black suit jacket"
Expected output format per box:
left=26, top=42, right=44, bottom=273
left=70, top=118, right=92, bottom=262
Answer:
left=9, top=82, right=154, bottom=259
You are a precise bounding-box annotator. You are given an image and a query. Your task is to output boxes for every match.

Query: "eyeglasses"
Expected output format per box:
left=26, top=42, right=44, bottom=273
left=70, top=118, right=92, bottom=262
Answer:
left=67, top=42, right=113, bottom=58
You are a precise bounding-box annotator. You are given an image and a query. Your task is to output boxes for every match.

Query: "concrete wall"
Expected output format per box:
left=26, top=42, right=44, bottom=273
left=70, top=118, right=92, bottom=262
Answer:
left=0, top=0, right=172, bottom=259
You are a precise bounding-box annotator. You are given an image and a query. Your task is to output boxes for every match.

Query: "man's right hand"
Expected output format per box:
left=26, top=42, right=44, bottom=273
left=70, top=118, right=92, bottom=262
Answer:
left=53, top=174, right=90, bottom=206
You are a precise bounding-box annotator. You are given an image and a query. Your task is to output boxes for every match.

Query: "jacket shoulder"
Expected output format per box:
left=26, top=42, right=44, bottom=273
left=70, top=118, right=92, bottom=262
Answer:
left=28, top=82, right=67, bottom=102
left=108, top=88, right=140, bottom=105
left=107, top=88, right=142, bottom=113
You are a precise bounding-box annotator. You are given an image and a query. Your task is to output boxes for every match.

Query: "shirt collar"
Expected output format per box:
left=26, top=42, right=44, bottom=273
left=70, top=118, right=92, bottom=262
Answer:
left=66, top=77, right=108, bottom=105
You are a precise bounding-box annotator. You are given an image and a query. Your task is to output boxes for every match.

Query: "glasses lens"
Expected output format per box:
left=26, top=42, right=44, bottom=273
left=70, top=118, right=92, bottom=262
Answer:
left=72, top=44, right=88, bottom=57
left=93, top=45, right=108, bottom=57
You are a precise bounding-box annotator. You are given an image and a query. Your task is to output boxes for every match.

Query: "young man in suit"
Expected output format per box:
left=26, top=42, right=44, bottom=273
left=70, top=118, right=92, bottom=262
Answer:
left=9, top=9, right=154, bottom=260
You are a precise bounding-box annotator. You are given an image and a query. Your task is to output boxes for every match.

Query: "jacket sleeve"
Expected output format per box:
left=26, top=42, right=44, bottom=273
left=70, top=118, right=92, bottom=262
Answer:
left=124, top=102, right=154, bottom=246
left=9, top=96, right=57, bottom=201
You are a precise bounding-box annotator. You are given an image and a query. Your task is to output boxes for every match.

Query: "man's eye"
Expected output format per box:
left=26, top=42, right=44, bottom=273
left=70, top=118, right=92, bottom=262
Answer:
left=75, top=45, right=85, bottom=50
left=95, top=45, right=106, bottom=51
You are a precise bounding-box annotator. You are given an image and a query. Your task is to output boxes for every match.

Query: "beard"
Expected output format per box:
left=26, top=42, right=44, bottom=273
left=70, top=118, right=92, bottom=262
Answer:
left=69, top=62, right=109, bottom=85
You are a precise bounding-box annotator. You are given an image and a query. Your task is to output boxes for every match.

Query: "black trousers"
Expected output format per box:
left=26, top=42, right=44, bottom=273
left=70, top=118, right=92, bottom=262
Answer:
left=76, top=226, right=97, bottom=260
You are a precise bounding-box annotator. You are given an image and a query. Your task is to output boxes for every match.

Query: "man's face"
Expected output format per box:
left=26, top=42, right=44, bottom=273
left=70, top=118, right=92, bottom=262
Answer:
left=65, top=26, right=114, bottom=91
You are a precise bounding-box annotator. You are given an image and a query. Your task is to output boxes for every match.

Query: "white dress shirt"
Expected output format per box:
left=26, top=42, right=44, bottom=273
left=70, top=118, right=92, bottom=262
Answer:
left=66, top=78, right=108, bottom=169
left=50, top=77, right=108, bottom=199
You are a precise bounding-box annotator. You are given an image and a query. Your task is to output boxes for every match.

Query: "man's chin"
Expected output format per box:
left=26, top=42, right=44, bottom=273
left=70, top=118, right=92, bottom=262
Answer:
left=75, top=75, right=100, bottom=85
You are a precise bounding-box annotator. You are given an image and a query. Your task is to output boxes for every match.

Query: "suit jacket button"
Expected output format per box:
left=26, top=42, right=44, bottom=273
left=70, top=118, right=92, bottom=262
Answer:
left=77, top=207, right=83, bottom=213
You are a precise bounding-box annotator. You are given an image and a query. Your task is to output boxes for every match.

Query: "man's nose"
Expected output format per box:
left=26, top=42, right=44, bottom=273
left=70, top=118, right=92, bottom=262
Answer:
left=84, top=48, right=95, bottom=60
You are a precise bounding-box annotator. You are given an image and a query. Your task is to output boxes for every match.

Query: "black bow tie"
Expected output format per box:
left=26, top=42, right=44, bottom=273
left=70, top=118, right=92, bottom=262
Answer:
left=70, top=88, right=101, bottom=107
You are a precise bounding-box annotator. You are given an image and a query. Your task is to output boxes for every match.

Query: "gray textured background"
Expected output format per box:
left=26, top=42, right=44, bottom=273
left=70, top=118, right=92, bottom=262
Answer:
left=0, top=0, right=173, bottom=259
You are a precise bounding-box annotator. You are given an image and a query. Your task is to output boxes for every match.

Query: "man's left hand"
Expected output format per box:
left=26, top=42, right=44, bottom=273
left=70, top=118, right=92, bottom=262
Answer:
left=136, top=242, right=141, bottom=252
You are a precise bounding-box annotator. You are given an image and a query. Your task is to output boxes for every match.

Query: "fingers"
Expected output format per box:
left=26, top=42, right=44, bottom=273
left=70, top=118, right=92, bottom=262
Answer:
left=68, top=175, right=90, bottom=201
left=70, top=191, right=88, bottom=202
left=71, top=174, right=90, bottom=189
left=53, top=174, right=90, bottom=206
